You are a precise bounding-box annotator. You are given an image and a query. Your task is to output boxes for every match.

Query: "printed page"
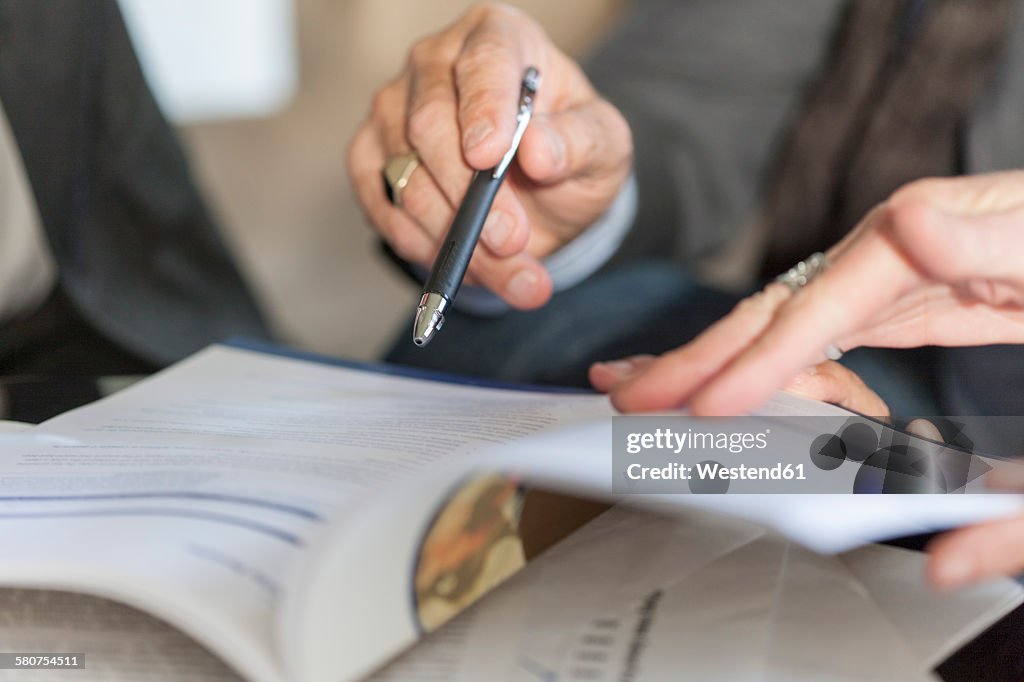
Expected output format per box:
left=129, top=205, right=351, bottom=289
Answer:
left=0, top=427, right=313, bottom=682
left=449, top=417, right=1024, bottom=552
left=841, top=544, right=1024, bottom=666
left=281, top=383, right=1024, bottom=682
left=282, top=480, right=766, bottom=682
left=0, top=345, right=614, bottom=682
left=370, top=506, right=953, bottom=681
left=7, top=344, right=1023, bottom=682
left=0, top=589, right=241, bottom=682
left=5, top=512, right=1018, bottom=682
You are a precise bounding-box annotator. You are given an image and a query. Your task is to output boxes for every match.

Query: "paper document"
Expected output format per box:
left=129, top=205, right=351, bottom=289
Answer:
left=2, top=343, right=1022, bottom=682
left=373, top=506, right=1023, bottom=681
left=3, top=506, right=1019, bottom=681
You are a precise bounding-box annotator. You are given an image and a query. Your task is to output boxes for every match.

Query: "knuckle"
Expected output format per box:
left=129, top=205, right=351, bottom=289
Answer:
left=604, top=103, right=634, bottom=157
left=469, top=2, right=521, bottom=23
left=399, top=182, right=429, bottom=219
left=468, top=262, right=504, bottom=292
left=457, top=82, right=503, bottom=120
left=345, top=126, right=370, bottom=176
left=881, top=193, right=933, bottom=236
left=737, top=287, right=784, bottom=317
left=399, top=179, right=444, bottom=229
left=734, top=296, right=763, bottom=317
left=577, top=124, right=603, bottom=171
left=408, top=36, right=449, bottom=69
left=369, top=91, right=387, bottom=120
left=894, top=176, right=947, bottom=200
left=887, top=178, right=947, bottom=218
left=388, top=224, right=427, bottom=264
left=566, top=101, right=633, bottom=177
left=817, top=360, right=845, bottom=382
left=407, top=39, right=433, bottom=68
left=407, top=98, right=449, bottom=147
left=370, top=86, right=399, bottom=122
left=457, top=39, right=512, bottom=74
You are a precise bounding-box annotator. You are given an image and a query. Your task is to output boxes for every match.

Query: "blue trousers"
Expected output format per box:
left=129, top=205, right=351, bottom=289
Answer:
left=386, top=262, right=1023, bottom=428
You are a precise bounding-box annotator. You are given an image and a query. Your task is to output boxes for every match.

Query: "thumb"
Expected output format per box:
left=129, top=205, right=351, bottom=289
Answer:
left=889, top=199, right=1024, bottom=289
left=517, top=99, right=633, bottom=185
left=783, top=361, right=890, bottom=417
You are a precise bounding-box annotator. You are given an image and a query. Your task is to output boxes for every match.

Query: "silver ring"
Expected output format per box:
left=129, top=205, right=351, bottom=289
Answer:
left=775, top=251, right=831, bottom=293
left=382, top=152, right=420, bottom=208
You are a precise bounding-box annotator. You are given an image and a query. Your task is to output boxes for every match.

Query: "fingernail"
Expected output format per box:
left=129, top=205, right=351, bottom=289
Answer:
left=596, top=360, right=639, bottom=380
left=544, top=126, right=565, bottom=169
left=506, top=270, right=538, bottom=305
left=483, top=211, right=514, bottom=251
left=783, top=367, right=817, bottom=391
left=906, top=418, right=943, bottom=442
left=463, top=121, right=493, bottom=152
left=935, top=554, right=976, bottom=589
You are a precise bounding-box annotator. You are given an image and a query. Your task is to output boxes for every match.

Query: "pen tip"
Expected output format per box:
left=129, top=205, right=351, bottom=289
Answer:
left=412, top=306, right=444, bottom=348
left=413, top=292, right=449, bottom=348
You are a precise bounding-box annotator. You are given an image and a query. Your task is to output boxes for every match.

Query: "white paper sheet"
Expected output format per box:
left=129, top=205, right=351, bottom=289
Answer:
left=463, top=421, right=1024, bottom=552
left=0, top=589, right=240, bottom=682
left=0, top=346, right=615, bottom=681
left=2, top=510, right=1018, bottom=682
left=5, top=344, right=1024, bottom=682
left=374, top=506, right=1023, bottom=681
left=843, top=544, right=1024, bottom=667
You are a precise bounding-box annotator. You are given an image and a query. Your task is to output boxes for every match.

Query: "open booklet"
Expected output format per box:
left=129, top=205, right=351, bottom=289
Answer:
left=4, top=506, right=1022, bottom=682
left=1, top=341, right=1022, bottom=682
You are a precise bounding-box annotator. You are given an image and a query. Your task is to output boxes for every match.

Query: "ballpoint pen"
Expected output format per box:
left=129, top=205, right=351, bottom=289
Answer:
left=412, top=66, right=540, bottom=347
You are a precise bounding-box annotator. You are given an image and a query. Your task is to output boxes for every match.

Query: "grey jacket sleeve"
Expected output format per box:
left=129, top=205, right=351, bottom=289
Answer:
left=0, top=0, right=272, bottom=364
left=584, top=0, right=847, bottom=267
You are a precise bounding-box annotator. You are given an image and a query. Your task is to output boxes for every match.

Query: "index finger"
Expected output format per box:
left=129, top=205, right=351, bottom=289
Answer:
left=610, top=284, right=792, bottom=412
left=454, top=6, right=544, bottom=168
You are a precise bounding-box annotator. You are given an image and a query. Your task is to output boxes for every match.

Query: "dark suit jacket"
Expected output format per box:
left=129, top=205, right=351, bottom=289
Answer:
left=0, top=0, right=269, bottom=365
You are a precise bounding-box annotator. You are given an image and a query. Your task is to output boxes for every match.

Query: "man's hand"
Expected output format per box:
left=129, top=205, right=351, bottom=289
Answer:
left=349, top=3, right=633, bottom=309
left=592, top=171, right=1024, bottom=415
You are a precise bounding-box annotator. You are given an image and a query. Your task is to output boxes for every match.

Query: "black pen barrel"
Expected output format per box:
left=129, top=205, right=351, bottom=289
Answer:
left=423, top=169, right=504, bottom=297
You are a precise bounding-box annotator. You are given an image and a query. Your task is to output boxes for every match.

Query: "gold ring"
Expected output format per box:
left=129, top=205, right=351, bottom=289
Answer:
left=382, top=152, right=420, bottom=208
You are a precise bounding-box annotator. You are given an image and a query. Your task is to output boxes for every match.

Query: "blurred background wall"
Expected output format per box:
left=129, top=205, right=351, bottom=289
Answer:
left=119, top=0, right=624, bottom=359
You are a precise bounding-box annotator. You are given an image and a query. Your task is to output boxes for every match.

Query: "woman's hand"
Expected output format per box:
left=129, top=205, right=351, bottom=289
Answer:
left=929, top=512, right=1024, bottom=590
left=591, top=358, right=891, bottom=415
left=593, top=171, right=1024, bottom=415
left=929, top=465, right=1024, bottom=589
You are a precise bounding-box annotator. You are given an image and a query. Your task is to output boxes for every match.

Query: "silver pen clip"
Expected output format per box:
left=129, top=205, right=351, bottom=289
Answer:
left=492, top=67, right=540, bottom=179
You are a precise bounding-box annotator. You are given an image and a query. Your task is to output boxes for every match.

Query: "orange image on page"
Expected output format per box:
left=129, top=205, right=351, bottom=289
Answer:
left=413, top=474, right=526, bottom=632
